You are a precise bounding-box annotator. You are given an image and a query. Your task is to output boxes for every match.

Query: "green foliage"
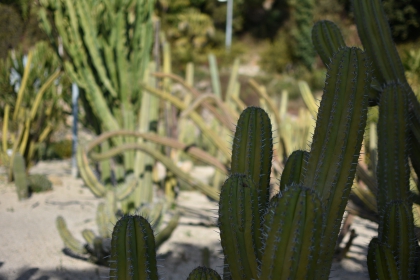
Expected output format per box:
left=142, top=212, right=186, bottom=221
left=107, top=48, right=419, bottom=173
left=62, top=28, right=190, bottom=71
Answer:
left=314, top=0, right=420, bottom=277
left=340, top=0, right=420, bottom=41
left=259, top=30, right=293, bottom=73
left=105, top=1, right=420, bottom=278
left=28, top=174, right=53, bottom=193
left=0, top=1, right=48, bottom=59
left=0, top=41, right=71, bottom=179
left=11, top=153, right=52, bottom=200
left=287, top=0, right=316, bottom=70
left=0, top=4, right=23, bottom=59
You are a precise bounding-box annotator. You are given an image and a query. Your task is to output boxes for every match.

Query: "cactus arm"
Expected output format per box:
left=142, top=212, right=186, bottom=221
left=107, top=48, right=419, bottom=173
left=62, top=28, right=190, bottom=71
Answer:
left=372, top=83, right=416, bottom=278
left=133, top=62, right=159, bottom=206
left=378, top=202, right=415, bottom=279
left=87, top=130, right=227, bottom=174
left=230, top=107, right=273, bottom=211
left=208, top=54, right=222, bottom=99
left=18, top=119, right=30, bottom=156
left=12, top=51, right=33, bottom=121
left=377, top=84, right=411, bottom=205
left=180, top=93, right=236, bottom=130
left=56, top=216, right=87, bottom=255
left=76, top=146, right=107, bottom=197
left=279, top=150, right=308, bottom=193
left=225, top=59, right=240, bottom=102
left=115, top=176, right=139, bottom=201
left=301, top=47, right=370, bottom=276
left=303, top=47, right=370, bottom=199
left=260, top=185, right=324, bottom=279
left=311, top=20, right=346, bottom=67
left=152, top=72, right=234, bottom=129
left=75, top=1, right=117, bottom=98
left=90, top=142, right=219, bottom=201
left=218, top=175, right=260, bottom=279
left=81, top=229, right=96, bottom=247
left=109, top=215, right=158, bottom=280
left=96, top=203, right=111, bottom=238
left=2, top=105, right=9, bottom=154
left=367, top=238, right=399, bottom=280
left=29, top=70, right=60, bottom=120
left=352, top=0, right=406, bottom=84
left=298, top=80, right=319, bottom=119
left=248, top=79, right=282, bottom=135
left=155, top=212, right=180, bottom=248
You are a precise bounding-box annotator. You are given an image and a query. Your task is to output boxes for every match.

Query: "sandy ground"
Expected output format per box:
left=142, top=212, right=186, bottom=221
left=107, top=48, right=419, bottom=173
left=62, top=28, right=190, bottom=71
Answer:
left=0, top=159, right=378, bottom=280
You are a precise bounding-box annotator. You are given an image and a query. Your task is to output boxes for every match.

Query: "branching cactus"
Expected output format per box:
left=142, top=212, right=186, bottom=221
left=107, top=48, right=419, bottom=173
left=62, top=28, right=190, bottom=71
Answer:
left=105, top=1, right=420, bottom=279
left=311, top=0, right=420, bottom=278
left=219, top=44, right=370, bottom=278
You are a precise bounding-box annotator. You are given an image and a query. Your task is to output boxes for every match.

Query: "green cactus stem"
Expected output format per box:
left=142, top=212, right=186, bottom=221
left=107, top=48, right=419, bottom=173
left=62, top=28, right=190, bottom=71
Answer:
left=230, top=106, right=273, bottom=212
left=369, top=83, right=417, bottom=279
left=56, top=216, right=87, bottom=255
left=376, top=83, right=411, bottom=206
left=367, top=237, right=399, bottom=280
left=109, top=215, right=158, bottom=280
left=218, top=175, right=261, bottom=280
left=311, top=20, right=346, bottom=67
left=12, top=152, right=29, bottom=200
left=259, top=184, right=324, bottom=280
left=96, top=203, right=111, bottom=238
left=352, top=0, right=405, bottom=85
left=81, top=229, right=96, bottom=246
left=301, top=46, right=370, bottom=276
left=279, top=150, right=308, bottom=193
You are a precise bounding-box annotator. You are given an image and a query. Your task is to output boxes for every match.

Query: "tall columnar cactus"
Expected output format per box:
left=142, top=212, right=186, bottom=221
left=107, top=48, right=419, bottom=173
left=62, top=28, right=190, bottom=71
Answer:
left=39, top=0, right=153, bottom=136
left=367, top=83, right=416, bottom=279
left=0, top=42, right=67, bottom=181
left=39, top=0, right=155, bottom=179
left=311, top=0, right=420, bottom=278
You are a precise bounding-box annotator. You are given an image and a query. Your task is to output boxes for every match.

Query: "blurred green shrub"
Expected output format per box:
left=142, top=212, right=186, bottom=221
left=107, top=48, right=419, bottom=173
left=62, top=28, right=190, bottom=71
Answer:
left=259, top=30, right=293, bottom=74
left=0, top=1, right=47, bottom=59
left=340, top=0, right=420, bottom=41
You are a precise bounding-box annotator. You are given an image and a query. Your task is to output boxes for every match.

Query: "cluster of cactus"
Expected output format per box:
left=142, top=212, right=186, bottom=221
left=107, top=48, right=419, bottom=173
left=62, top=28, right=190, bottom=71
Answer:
left=107, top=60, right=369, bottom=277
left=39, top=0, right=237, bottom=264
left=12, top=152, right=52, bottom=200
left=310, top=1, right=420, bottom=276
left=0, top=41, right=70, bottom=182
left=104, top=0, right=420, bottom=278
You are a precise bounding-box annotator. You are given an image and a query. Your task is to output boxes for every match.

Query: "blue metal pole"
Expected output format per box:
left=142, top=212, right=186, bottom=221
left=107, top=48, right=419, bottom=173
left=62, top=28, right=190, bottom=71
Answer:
left=71, top=83, right=79, bottom=177
left=226, top=0, right=233, bottom=51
